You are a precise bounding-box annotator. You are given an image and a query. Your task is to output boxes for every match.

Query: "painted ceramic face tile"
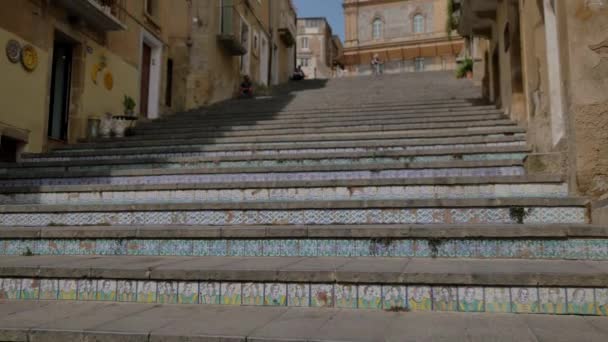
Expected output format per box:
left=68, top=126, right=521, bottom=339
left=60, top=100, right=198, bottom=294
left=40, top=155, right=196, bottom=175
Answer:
left=157, top=281, right=178, bottom=304
left=382, top=286, right=406, bottom=310
left=539, top=288, right=566, bottom=315
left=199, top=282, right=220, bottom=305
left=567, top=288, right=595, bottom=315
left=407, top=286, right=432, bottom=312
left=136, top=281, right=157, bottom=303
left=96, top=280, right=116, bottom=302
left=117, top=280, right=137, bottom=302
left=358, top=285, right=382, bottom=309
left=485, top=288, right=511, bottom=313
left=242, top=283, right=264, bottom=306
left=265, top=283, right=287, bottom=306
left=458, top=287, right=484, bottom=313
left=311, top=284, right=334, bottom=308
left=510, top=288, right=539, bottom=314
left=433, top=287, right=458, bottom=312
left=20, top=279, right=39, bottom=300
left=58, top=279, right=78, bottom=300
left=39, top=279, right=58, bottom=300
left=288, top=284, right=310, bottom=307
left=77, top=279, right=96, bottom=301
left=178, top=282, right=199, bottom=304
left=0, top=278, right=21, bottom=300
left=221, top=283, right=242, bottom=306
left=335, top=284, right=357, bottom=308
left=596, top=289, right=608, bottom=316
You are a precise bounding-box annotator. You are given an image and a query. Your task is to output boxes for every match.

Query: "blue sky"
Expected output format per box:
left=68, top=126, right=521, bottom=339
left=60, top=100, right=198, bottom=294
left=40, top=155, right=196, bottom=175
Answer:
left=293, top=0, right=345, bottom=41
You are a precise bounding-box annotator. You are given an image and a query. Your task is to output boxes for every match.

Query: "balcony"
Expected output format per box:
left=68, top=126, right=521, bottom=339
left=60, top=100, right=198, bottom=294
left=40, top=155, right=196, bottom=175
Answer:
left=55, top=0, right=126, bottom=31
left=278, top=12, right=296, bottom=47
left=217, top=4, right=247, bottom=56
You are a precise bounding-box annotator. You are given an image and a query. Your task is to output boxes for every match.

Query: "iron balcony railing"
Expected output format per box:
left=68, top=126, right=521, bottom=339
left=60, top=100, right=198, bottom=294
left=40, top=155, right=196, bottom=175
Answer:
left=218, top=3, right=247, bottom=56
left=55, top=0, right=126, bottom=31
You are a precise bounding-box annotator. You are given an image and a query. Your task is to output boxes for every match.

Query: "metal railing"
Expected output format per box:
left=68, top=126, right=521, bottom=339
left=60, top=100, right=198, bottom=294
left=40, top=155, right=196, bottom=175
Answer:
left=91, top=0, right=126, bottom=24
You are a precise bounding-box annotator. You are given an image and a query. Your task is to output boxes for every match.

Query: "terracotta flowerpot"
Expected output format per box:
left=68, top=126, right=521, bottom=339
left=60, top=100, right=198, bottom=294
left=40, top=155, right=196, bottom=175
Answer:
left=466, top=71, right=473, bottom=80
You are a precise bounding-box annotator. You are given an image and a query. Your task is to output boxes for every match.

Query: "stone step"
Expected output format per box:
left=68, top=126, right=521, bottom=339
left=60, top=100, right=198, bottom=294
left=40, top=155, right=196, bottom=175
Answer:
left=0, top=177, right=568, bottom=205
left=0, top=224, right=606, bottom=261
left=20, top=135, right=527, bottom=162
left=0, top=198, right=589, bottom=227
left=0, top=302, right=605, bottom=341
left=1, top=146, right=530, bottom=173
left=0, top=160, right=526, bottom=187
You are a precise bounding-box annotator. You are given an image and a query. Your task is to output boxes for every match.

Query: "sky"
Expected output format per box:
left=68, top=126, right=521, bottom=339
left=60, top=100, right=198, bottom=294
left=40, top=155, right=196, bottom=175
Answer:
left=293, top=0, right=345, bottom=41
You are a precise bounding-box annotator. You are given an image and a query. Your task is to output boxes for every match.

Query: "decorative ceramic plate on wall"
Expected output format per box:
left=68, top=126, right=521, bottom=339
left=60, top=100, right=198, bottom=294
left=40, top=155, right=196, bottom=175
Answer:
left=104, top=72, right=114, bottom=90
left=5, top=39, right=21, bottom=63
left=21, top=44, right=38, bottom=72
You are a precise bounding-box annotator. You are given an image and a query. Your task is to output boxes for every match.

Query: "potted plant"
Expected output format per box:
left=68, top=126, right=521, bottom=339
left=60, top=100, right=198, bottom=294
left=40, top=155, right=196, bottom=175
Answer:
left=112, top=95, right=138, bottom=138
left=456, top=58, right=473, bottom=79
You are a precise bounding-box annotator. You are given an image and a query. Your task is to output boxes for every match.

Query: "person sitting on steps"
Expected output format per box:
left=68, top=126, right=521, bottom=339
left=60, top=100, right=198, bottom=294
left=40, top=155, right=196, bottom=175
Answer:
left=291, top=65, right=306, bottom=81
left=239, top=75, right=254, bottom=98
left=371, top=53, right=384, bottom=76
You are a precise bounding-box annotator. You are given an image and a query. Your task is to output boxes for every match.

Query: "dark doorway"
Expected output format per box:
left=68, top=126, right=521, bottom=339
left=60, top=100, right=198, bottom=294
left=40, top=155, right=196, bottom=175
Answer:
left=492, top=48, right=501, bottom=108
left=140, top=43, right=152, bottom=117
left=48, top=36, right=74, bottom=140
left=0, top=136, right=22, bottom=163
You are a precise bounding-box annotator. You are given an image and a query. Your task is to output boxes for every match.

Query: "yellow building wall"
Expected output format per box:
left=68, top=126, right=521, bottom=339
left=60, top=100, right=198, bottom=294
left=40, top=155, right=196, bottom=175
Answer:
left=0, top=28, right=49, bottom=153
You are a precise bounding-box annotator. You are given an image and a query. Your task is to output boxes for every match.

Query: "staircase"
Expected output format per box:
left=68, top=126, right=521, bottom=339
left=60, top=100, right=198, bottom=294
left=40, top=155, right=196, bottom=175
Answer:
left=0, top=72, right=606, bottom=341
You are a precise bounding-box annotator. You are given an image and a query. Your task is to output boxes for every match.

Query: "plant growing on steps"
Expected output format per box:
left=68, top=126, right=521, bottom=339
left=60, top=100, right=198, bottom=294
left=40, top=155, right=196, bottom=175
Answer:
left=509, top=207, right=529, bottom=224
left=456, top=58, right=473, bottom=79
left=123, top=95, right=136, bottom=116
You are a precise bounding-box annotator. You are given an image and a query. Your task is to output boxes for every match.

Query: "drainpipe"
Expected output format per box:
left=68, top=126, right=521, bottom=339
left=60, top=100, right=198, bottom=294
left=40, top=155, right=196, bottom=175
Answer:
left=268, top=0, right=273, bottom=85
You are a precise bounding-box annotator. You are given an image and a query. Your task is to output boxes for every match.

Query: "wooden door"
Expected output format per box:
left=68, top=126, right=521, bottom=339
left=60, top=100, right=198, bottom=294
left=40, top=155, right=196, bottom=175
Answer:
left=48, top=42, right=73, bottom=140
left=140, top=43, right=151, bottom=117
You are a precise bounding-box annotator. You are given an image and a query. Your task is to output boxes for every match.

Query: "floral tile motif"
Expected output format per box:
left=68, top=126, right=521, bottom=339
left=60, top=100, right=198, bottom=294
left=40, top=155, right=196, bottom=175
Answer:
left=382, top=286, right=407, bottom=310
left=298, top=240, right=317, bottom=257
left=311, top=284, right=334, bottom=308
left=458, top=287, right=484, bottom=312
left=414, top=240, right=431, bottom=258
left=282, top=240, right=299, bottom=257
left=567, top=288, right=596, bottom=315
left=0, top=278, right=21, bottom=299
left=358, top=285, right=382, bottom=309
left=96, top=280, right=116, bottom=301
left=6, top=240, right=31, bottom=256
left=265, top=283, right=287, bottom=306
left=433, top=287, right=458, bottom=312
left=317, top=240, right=336, bottom=257
left=454, top=240, right=480, bottom=258
left=127, top=240, right=160, bottom=256
left=408, top=286, right=432, bottom=311
left=510, top=287, right=539, bottom=314
left=117, top=280, right=137, bottom=302
left=485, top=288, right=511, bottom=313
left=35, top=240, right=64, bottom=256
left=192, top=240, right=210, bottom=256
left=335, top=284, right=357, bottom=308
left=587, top=240, right=608, bottom=261
left=263, top=240, right=283, bottom=257
left=157, top=281, right=178, bottom=304
left=436, top=241, right=458, bottom=258
left=64, top=240, right=96, bottom=255
left=58, top=280, right=78, bottom=300
left=161, top=240, right=193, bottom=256
left=476, top=240, right=498, bottom=258
left=288, top=284, right=310, bottom=307
left=538, top=288, right=567, bottom=315
left=40, top=279, right=59, bottom=300
left=564, top=240, right=589, bottom=260
left=136, top=281, right=157, bottom=303
left=20, top=279, right=39, bottom=300
left=541, top=240, right=565, bottom=259
left=208, top=240, right=228, bottom=256
left=95, top=240, right=127, bottom=256
left=242, top=283, right=264, bottom=306
left=178, top=282, right=199, bottom=304
left=229, top=240, right=246, bottom=257
left=335, top=240, right=357, bottom=257
left=221, top=283, right=241, bottom=306
left=369, top=240, right=394, bottom=257
left=199, top=282, right=220, bottom=305
left=391, top=240, right=414, bottom=257
left=243, top=240, right=264, bottom=257
left=596, top=289, right=608, bottom=316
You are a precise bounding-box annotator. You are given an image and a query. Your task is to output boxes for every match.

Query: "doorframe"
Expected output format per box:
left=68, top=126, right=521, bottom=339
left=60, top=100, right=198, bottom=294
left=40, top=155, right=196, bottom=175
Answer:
left=259, top=34, right=269, bottom=85
left=140, top=30, right=163, bottom=120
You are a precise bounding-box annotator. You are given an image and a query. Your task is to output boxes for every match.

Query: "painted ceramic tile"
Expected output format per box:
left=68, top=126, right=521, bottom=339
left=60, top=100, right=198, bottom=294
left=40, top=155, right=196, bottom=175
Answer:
left=36, top=240, right=64, bottom=255
left=263, top=240, right=282, bottom=257
left=265, top=283, right=287, bottom=306
left=77, top=279, right=96, bottom=301
left=358, top=285, right=382, bottom=309
left=64, top=240, right=96, bottom=255
left=229, top=240, right=246, bottom=257
left=288, top=284, right=310, bottom=307
left=311, top=284, right=334, bottom=308
left=596, top=289, right=608, bottom=316
left=221, top=283, right=242, bottom=305
left=199, top=282, right=220, bottom=305
left=242, top=283, right=264, bottom=306
left=454, top=240, right=479, bottom=258
left=0, top=240, right=5, bottom=255
left=178, top=282, right=199, bottom=304
left=391, top=240, right=414, bottom=257
left=39, top=279, right=58, bottom=300
left=564, top=240, right=589, bottom=260
left=96, top=279, right=116, bottom=301
left=283, top=240, right=299, bottom=257
left=58, top=280, right=78, bottom=300
left=242, top=240, right=263, bottom=257
left=435, top=240, right=457, bottom=258
left=510, top=287, right=539, bottom=314
left=458, top=287, right=484, bottom=313
left=476, top=240, right=498, bottom=258
left=433, top=287, right=458, bottom=312
left=335, top=240, right=357, bottom=257
left=485, top=288, right=511, bottom=313
left=317, top=240, right=336, bottom=257
left=20, top=279, right=39, bottom=300
left=567, top=288, right=596, bottom=315
left=356, top=240, right=371, bottom=257
left=369, top=240, right=393, bottom=257
left=117, top=280, right=137, bottom=302
left=95, top=240, right=127, bottom=255
left=0, top=278, right=20, bottom=300
left=541, top=240, right=565, bottom=259
left=587, top=240, right=608, bottom=260
left=298, top=240, right=317, bottom=257
left=414, top=240, right=431, bottom=258
left=136, top=281, right=157, bottom=303
left=209, top=240, right=227, bottom=256
left=161, top=240, right=193, bottom=256
left=382, top=286, right=407, bottom=310
left=127, top=240, right=159, bottom=256
left=408, top=286, right=432, bottom=311
left=538, top=288, right=567, bottom=315
left=335, top=284, right=357, bottom=308
left=192, top=240, right=210, bottom=256
left=157, top=281, right=178, bottom=304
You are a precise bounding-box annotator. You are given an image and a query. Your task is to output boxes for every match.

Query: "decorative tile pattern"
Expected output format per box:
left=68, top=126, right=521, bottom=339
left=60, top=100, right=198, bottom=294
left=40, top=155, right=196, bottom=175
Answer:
left=408, top=286, right=432, bottom=311
left=458, top=287, right=484, bottom=312
left=382, top=285, right=407, bottom=310
left=136, top=281, right=157, bottom=303
left=311, top=284, right=334, bottom=308
left=510, top=287, right=538, bottom=314
left=288, top=284, right=310, bottom=307
left=433, top=286, right=458, bottom=312
left=539, top=288, right=566, bottom=315
left=264, top=283, right=287, bottom=306
left=596, top=289, right=608, bottom=316
left=96, top=280, right=116, bottom=302
left=567, top=288, right=596, bottom=315
left=40, top=279, right=58, bottom=300
left=199, top=282, right=220, bottom=305
left=221, top=283, right=241, bottom=306
left=358, top=285, right=382, bottom=309
left=335, top=284, right=357, bottom=308
left=178, top=282, right=199, bottom=304
left=242, top=283, right=264, bottom=306
left=20, top=279, right=39, bottom=300
left=58, top=280, right=78, bottom=300
left=485, top=288, right=511, bottom=313
left=117, top=280, right=137, bottom=302
left=157, top=281, right=178, bottom=304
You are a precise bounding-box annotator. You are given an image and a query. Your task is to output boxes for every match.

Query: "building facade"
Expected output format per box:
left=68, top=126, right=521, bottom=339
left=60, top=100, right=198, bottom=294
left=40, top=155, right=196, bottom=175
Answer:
left=296, top=18, right=340, bottom=79
left=456, top=0, right=608, bottom=219
left=343, top=0, right=465, bottom=75
left=0, top=0, right=296, bottom=156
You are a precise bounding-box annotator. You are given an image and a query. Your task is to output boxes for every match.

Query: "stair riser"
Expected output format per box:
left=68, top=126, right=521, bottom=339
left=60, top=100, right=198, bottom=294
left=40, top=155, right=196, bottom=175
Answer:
left=0, top=207, right=587, bottom=227
left=1, top=277, right=605, bottom=316
left=21, top=141, right=527, bottom=163
left=2, top=238, right=606, bottom=261
left=0, top=166, right=525, bottom=187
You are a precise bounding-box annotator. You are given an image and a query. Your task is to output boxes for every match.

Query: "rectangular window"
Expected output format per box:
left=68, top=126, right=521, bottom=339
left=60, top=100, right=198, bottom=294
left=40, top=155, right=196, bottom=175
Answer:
left=301, top=37, right=308, bottom=49
left=145, top=0, right=158, bottom=17
left=415, top=58, right=425, bottom=72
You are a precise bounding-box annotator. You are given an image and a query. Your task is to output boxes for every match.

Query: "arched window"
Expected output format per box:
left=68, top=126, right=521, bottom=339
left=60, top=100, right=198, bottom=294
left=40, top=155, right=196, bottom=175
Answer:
left=372, top=18, right=383, bottom=39
left=413, top=14, right=425, bottom=33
